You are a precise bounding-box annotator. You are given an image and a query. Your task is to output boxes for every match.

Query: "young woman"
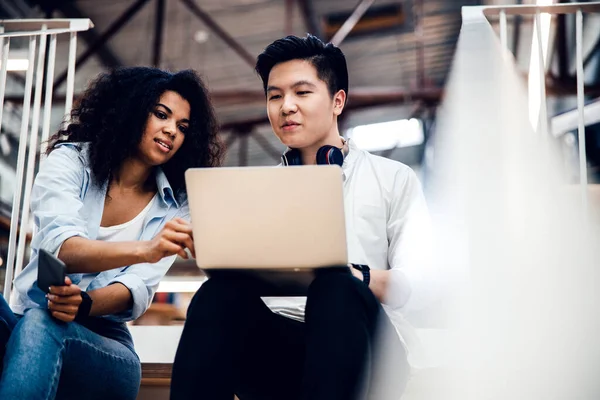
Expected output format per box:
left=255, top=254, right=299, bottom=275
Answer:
left=0, top=66, right=222, bottom=399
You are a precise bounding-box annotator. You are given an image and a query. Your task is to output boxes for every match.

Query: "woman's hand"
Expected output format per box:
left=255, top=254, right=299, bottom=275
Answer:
left=47, top=276, right=82, bottom=322
left=144, top=217, right=195, bottom=263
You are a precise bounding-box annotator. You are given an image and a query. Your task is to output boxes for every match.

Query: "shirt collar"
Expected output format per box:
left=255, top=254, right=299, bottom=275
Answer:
left=155, top=167, right=180, bottom=208
left=341, top=138, right=360, bottom=180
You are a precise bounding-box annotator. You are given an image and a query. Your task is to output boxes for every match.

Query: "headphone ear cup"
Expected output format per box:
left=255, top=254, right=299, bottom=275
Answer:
left=316, top=145, right=344, bottom=166
left=282, top=148, right=302, bottom=166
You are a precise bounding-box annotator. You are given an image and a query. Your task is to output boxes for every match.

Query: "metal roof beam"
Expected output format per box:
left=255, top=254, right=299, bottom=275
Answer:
left=53, top=0, right=123, bottom=69
left=297, top=0, right=323, bottom=39
left=152, top=0, right=166, bottom=67
left=329, top=0, right=375, bottom=46
left=53, top=0, right=152, bottom=89
left=179, top=0, right=255, bottom=69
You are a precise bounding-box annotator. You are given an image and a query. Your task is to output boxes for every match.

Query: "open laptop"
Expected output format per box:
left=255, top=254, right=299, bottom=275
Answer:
left=184, top=165, right=348, bottom=295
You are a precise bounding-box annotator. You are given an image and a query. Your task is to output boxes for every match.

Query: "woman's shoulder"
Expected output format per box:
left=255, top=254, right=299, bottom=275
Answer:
left=46, top=142, right=90, bottom=168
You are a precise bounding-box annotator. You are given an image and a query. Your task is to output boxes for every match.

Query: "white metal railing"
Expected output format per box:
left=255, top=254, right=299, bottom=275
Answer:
left=0, top=19, right=93, bottom=301
left=475, top=2, right=600, bottom=216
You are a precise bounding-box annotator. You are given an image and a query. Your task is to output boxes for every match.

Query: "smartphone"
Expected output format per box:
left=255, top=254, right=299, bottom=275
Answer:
left=37, top=249, right=66, bottom=293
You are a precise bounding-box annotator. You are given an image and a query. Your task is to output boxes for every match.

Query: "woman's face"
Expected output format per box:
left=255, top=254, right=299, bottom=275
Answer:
left=138, top=90, right=190, bottom=166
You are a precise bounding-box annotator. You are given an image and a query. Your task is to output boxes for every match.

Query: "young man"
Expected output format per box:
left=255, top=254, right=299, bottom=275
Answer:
left=171, top=35, right=433, bottom=400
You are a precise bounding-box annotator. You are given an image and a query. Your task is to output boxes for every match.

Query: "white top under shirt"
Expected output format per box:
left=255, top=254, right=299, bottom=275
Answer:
left=75, top=194, right=157, bottom=291
left=97, top=194, right=157, bottom=242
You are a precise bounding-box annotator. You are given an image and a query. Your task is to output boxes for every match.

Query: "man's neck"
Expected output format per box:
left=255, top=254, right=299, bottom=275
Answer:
left=300, top=134, right=345, bottom=166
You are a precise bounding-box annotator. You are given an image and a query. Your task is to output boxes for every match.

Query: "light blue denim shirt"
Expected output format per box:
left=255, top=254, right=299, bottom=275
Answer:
left=11, top=142, right=189, bottom=322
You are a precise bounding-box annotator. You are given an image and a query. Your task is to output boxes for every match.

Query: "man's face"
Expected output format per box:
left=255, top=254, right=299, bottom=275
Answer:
left=266, top=59, right=345, bottom=150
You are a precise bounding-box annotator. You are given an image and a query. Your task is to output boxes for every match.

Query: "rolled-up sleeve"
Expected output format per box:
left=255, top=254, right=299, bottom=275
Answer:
left=386, top=168, right=436, bottom=311
left=105, top=200, right=190, bottom=322
left=30, top=146, right=89, bottom=254
left=106, top=254, right=177, bottom=321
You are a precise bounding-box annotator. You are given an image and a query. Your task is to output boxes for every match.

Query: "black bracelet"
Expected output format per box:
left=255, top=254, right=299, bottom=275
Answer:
left=75, top=291, right=93, bottom=322
left=351, top=264, right=370, bottom=287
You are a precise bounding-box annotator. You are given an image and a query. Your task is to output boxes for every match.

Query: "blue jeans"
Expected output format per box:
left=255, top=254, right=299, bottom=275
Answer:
left=0, top=294, right=141, bottom=399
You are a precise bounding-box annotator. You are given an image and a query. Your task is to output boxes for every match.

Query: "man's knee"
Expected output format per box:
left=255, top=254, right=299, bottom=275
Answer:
left=186, top=276, right=259, bottom=320
left=307, top=270, right=379, bottom=322
left=308, top=270, right=362, bottom=302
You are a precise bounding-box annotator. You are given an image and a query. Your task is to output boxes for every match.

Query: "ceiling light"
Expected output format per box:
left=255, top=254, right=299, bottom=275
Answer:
left=0, top=59, right=29, bottom=71
left=193, top=30, right=209, bottom=44
left=346, top=118, right=424, bottom=152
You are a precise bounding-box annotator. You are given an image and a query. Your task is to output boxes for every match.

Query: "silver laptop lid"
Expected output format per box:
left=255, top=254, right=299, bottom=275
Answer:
left=185, top=165, right=348, bottom=270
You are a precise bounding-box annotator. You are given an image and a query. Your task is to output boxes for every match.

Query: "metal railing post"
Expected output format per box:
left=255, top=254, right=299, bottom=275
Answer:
left=575, top=8, right=589, bottom=214
left=4, top=35, right=36, bottom=300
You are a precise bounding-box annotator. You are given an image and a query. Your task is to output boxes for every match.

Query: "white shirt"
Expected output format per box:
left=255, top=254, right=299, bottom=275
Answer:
left=264, top=139, right=434, bottom=366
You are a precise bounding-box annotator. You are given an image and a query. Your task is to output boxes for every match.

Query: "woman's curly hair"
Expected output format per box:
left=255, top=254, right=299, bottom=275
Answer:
left=48, top=66, right=224, bottom=200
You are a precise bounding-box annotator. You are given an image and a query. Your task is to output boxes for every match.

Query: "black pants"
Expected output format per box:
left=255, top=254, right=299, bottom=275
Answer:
left=170, top=269, right=409, bottom=400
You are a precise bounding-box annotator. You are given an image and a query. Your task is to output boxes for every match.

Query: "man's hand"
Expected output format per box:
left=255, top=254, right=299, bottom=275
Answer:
left=348, top=264, right=363, bottom=281
left=144, top=218, right=195, bottom=263
left=47, top=276, right=82, bottom=322
left=348, top=264, right=392, bottom=304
